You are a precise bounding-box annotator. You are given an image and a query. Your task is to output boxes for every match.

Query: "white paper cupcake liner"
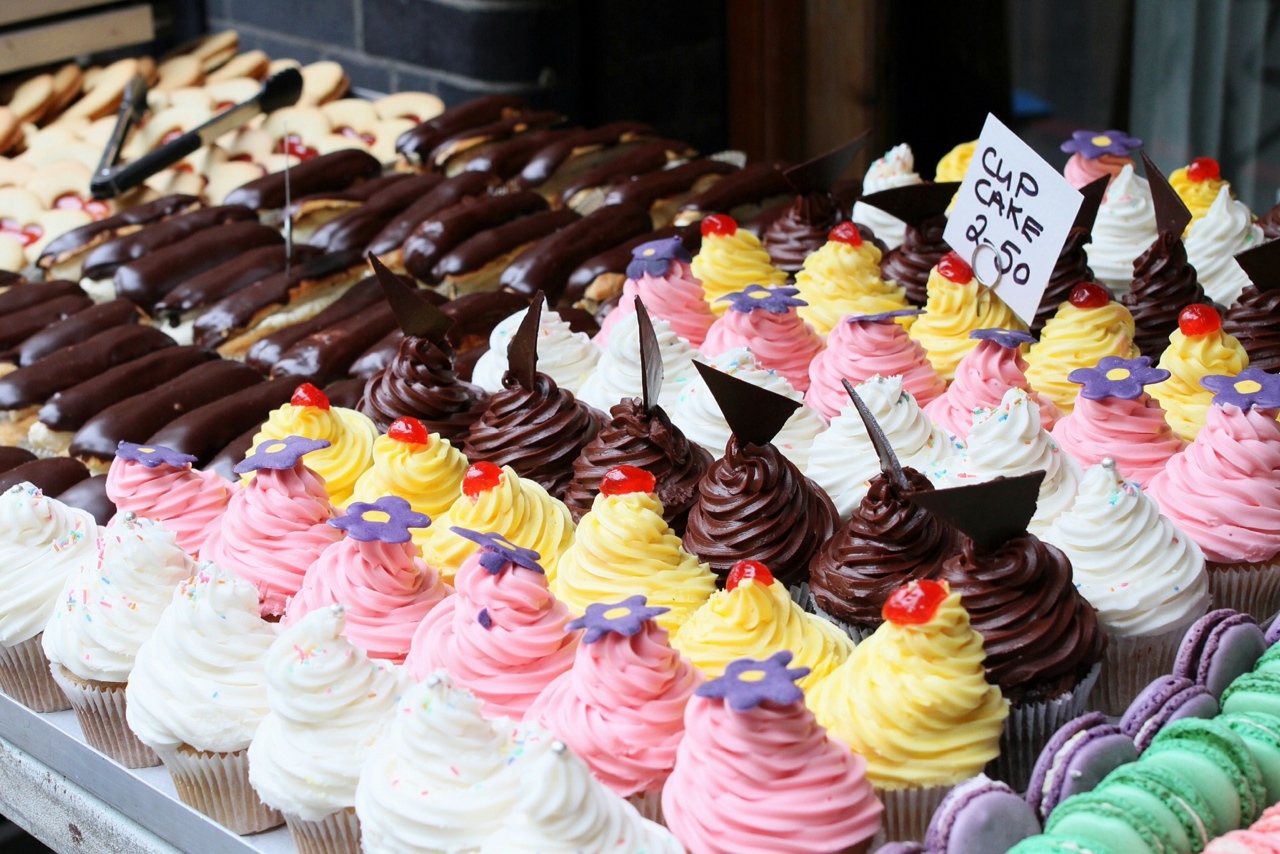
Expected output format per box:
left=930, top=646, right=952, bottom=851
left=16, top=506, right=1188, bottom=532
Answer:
left=628, top=790, right=664, bottom=825
left=158, top=745, right=283, bottom=835
left=987, top=662, right=1100, bottom=794
left=0, top=634, right=69, bottom=712
left=50, top=664, right=158, bottom=768
left=874, top=783, right=951, bottom=842
left=789, top=582, right=810, bottom=607
left=285, top=807, right=361, bottom=854
left=1089, top=624, right=1188, bottom=717
left=1208, top=562, right=1280, bottom=625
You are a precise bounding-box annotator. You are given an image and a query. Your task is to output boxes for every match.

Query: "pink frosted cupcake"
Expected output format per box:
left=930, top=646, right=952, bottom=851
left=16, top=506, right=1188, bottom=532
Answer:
left=806, top=309, right=944, bottom=419
left=105, top=441, right=230, bottom=556
left=284, top=494, right=451, bottom=663
left=596, top=236, right=715, bottom=348
left=526, top=594, right=700, bottom=822
left=1060, top=130, right=1142, bottom=195
left=662, top=651, right=883, bottom=854
left=201, top=436, right=342, bottom=619
left=1052, top=355, right=1186, bottom=487
left=702, top=285, right=824, bottom=393
left=924, top=328, right=1061, bottom=439
left=1147, top=369, right=1280, bottom=621
left=404, top=527, right=578, bottom=719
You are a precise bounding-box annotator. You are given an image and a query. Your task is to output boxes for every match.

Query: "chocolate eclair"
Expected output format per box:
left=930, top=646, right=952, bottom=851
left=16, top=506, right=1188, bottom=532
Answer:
left=562, top=223, right=700, bottom=308
left=147, top=376, right=297, bottom=466
left=366, top=170, right=495, bottom=264
left=1122, top=231, right=1216, bottom=356
left=37, top=193, right=201, bottom=281
left=603, top=158, right=737, bottom=227
left=515, top=121, right=657, bottom=202
left=57, top=475, right=115, bottom=526
left=282, top=173, right=416, bottom=244
left=14, top=299, right=142, bottom=368
left=307, top=173, right=444, bottom=254
left=224, top=148, right=382, bottom=220
left=80, top=205, right=256, bottom=283
left=323, top=377, right=365, bottom=409
left=113, top=221, right=284, bottom=309
left=560, top=138, right=696, bottom=213
left=672, top=161, right=792, bottom=227
left=0, top=294, right=92, bottom=358
left=205, top=423, right=258, bottom=482
left=881, top=213, right=949, bottom=306
left=395, top=94, right=527, bottom=165
left=1034, top=227, right=1094, bottom=334
left=464, top=129, right=573, bottom=182
left=428, top=110, right=565, bottom=175
left=0, top=279, right=84, bottom=314
left=272, top=300, right=397, bottom=384
left=1223, top=285, right=1280, bottom=372
left=434, top=207, right=580, bottom=297
left=0, top=447, right=35, bottom=473
left=762, top=192, right=842, bottom=274
left=402, top=190, right=550, bottom=284
left=0, top=457, right=89, bottom=497
left=244, top=274, right=390, bottom=373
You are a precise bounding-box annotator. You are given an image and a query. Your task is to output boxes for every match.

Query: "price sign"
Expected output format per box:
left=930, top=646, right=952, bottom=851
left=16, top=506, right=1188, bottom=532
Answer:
left=944, top=113, right=1083, bottom=325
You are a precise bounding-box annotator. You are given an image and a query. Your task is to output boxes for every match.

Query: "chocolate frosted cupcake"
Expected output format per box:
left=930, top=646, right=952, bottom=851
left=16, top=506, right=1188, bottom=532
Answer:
left=1258, top=202, right=1280, bottom=240
left=762, top=192, right=841, bottom=274
left=882, top=214, right=949, bottom=306
left=1035, top=227, right=1094, bottom=334
left=1223, top=286, right=1280, bottom=372
left=1121, top=231, right=1214, bottom=356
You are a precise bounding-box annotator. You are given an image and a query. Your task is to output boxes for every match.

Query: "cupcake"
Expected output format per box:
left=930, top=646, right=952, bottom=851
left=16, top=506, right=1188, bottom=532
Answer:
left=404, top=527, right=577, bottom=719
left=1043, top=459, right=1210, bottom=714
left=525, top=595, right=701, bottom=822
left=248, top=606, right=406, bottom=854
left=473, top=304, right=599, bottom=395
left=663, top=651, right=883, bottom=853
left=691, top=214, right=787, bottom=314
left=104, top=441, right=229, bottom=555
left=126, top=563, right=281, bottom=835
left=553, top=466, right=715, bottom=634
left=202, top=435, right=343, bottom=619
left=702, top=285, right=824, bottom=393
left=763, top=190, right=842, bottom=274
left=791, top=222, right=909, bottom=335
left=1149, top=304, right=1249, bottom=441
left=1060, top=129, right=1142, bottom=194
left=593, top=235, right=715, bottom=348
left=936, top=140, right=977, bottom=185
left=1086, top=164, right=1158, bottom=295
left=0, top=483, right=96, bottom=712
left=806, top=309, right=945, bottom=417
left=866, top=181, right=959, bottom=308
left=1224, top=285, right=1280, bottom=373
left=808, top=581, right=1007, bottom=842
left=1147, top=370, right=1280, bottom=621
left=1185, top=185, right=1263, bottom=307
left=852, top=143, right=924, bottom=249
left=42, top=513, right=195, bottom=767
left=578, top=299, right=699, bottom=411
left=1171, top=156, right=1231, bottom=231
left=1034, top=225, right=1096, bottom=335
left=925, top=328, right=1061, bottom=439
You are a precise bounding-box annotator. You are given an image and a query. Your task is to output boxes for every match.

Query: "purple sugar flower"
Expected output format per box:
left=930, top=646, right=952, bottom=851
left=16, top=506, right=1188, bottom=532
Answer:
left=1201, top=369, right=1280, bottom=412
left=1061, top=130, right=1142, bottom=160
left=567, top=595, right=670, bottom=644
left=115, top=441, right=196, bottom=469
left=330, top=495, right=430, bottom=543
left=1068, top=356, right=1170, bottom=401
left=695, top=651, right=809, bottom=712
left=233, top=435, right=330, bottom=474
left=717, top=284, right=807, bottom=315
left=626, top=236, right=690, bottom=280
left=450, top=527, right=544, bottom=574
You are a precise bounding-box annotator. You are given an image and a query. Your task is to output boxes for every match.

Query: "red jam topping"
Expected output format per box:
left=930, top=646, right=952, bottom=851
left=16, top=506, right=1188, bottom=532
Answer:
left=0, top=219, right=41, bottom=247
left=278, top=134, right=319, bottom=161
left=701, top=213, right=738, bottom=237
left=883, top=579, right=949, bottom=626
left=600, top=465, right=656, bottom=497
left=387, top=416, right=430, bottom=445
left=337, top=126, right=376, bottom=146
left=1069, top=282, right=1111, bottom=309
left=53, top=194, right=111, bottom=220
left=1186, top=157, right=1221, bottom=183
left=829, top=221, right=864, bottom=247
left=726, top=559, right=774, bottom=591
left=290, top=382, right=330, bottom=410
left=1178, top=303, right=1221, bottom=337
left=462, top=461, right=503, bottom=498
left=937, top=251, right=974, bottom=284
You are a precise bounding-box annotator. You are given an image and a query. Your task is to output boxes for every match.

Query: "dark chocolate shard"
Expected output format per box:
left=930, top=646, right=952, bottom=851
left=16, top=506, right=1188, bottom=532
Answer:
left=507, top=291, right=544, bottom=390
left=907, top=470, right=1046, bottom=552
left=1072, top=174, right=1110, bottom=235
left=634, top=299, right=663, bottom=413
left=1234, top=237, right=1280, bottom=294
left=842, top=379, right=907, bottom=490
left=783, top=131, right=870, bottom=194
left=692, top=360, right=799, bottom=448
left=1142, top=151, right=1192, bottom=237
left=855, top=181, right=961, bottom=229
left=368, top=253, right=453, bottom=342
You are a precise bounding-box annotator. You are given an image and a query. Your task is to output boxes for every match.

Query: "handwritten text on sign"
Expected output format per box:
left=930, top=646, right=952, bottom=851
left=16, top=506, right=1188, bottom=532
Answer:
left=943, top=113, right=1083, bottom=325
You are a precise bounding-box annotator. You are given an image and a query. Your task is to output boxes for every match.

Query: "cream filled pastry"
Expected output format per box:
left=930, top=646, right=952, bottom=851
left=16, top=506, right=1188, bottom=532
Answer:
left=701, top=285, right=824, bottom=393
left=792, top=222, right=909, bottom=336
left=594, top=235, right=715, bottom=348
left=691, top=214, right=786, bottom=315
left=1085, top=163, right=1158, bottom=295
left=852, top=143, right=923, bottom=249
left=104, top=441, right=229, bottom=556
left=1185, top=184, right=1264, bottom=307
left=578, top=306, right=699, bottom=411
left=472, top=305, right=599, bottom=396
left=925, top=328, right=1061, bottom=439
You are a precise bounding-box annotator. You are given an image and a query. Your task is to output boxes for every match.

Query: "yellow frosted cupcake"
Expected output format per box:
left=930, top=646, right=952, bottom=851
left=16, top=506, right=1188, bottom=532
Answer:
left=1148, top=304, right=1249, bottom=440
left=671, top=559, right=853, bottom=695
left=936, top=140, right=977, bottom=213
left=245, top=383, right=377, bottom=508
left=1025, top=282, right=1140, bottom=413
left=420, top=461, right=575, bottom=583
left=793, top=222, right=910, bottom=335
left=691, top=214, right=787, bottom=315
left=1170, top=156, right=1230, bottom=232
left=552, top=466, right=715, bottom=634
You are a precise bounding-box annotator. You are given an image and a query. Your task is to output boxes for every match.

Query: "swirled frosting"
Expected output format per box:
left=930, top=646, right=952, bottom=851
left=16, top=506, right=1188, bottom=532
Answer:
left=248, top=607, right=406, bottom=821
left=578, top=307, right=699, bottom=411
left=474, top=306, right=599, bottom=395
left=792, top=236, right=908, bottom=336
left=1025, top=299, right=1140, bottom=414
left=701, top=297, right=824, bottom=393
left=1170, top=165, right=1231, bottom=231
left=420, top=464, right=575, bottom=583
left=936, top=140, right=977, bottom=183
left=350, top=429, right=467, bottom=554
left=682, top=435, right=838, bottom=589
left=105, top=456, right=228, bottom=556
left=1122, top=231, right=1214, bottom=357
left=1185, top=185, right=1264, bottom=307
left=926, top=338, right=1062, bottom=439
left=852, top=143, right=923, bottom=250
left=125, top=563, right=277, bottom=752
left=1149, top=326, right=1249, bottom=441
left=562, top=398, right=711, bottom=535
left=202, top=461, right=342, bottom=618
left=1224, top=286, right=1280, bottom=373
left=1147, top=403, right=1280, bottom=564
left=882, top=214, right=950, bottom=306
left=358, top=335, right=489, bottom=444
left=404, top=544, right=578, bottom=718
left=1052, top=393, right=1185, bottom=487
left=663, top=673, right=882, bottom=853
left=594, top=258, right=715, bottom=348
left=808, top=588, right=1008, bottom=787
left=909, top=265, right=1029, bottom=381
left=247, top=401, right=378, bottom=508
left=806, top=374, right=952, bottom=518
left=1086, top=164, right=1158, bottom=294
left=1064, top=152, right=1133, bottom=193
left=1036, top=228, right=1096, bottom=334
left=691, top=225, right=787, bottom=315
left=671, top=578, right=853, bottom=693
left=0, top=484, right=97, bottom=645
left=763, top=192, right=842, bottom=273
left=525, top=613, right=700, bottom=798
left=807, top=316, right=945, bottom=419
left=1042, top=462, right=1209, bottom=637
left=43, top=515, right=195, bottom=683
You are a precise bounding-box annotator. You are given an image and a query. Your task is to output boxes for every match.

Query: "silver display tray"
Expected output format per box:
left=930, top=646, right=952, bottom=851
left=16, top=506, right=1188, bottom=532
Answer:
left=0, top=691, right=295, bottom=853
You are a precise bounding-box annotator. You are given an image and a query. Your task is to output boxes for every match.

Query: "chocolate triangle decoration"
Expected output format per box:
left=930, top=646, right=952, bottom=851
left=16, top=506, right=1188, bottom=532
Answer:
left=634, top=299, right=664, bottom=414
left=693, top=360, right=800, bottom=447
left=843, top=379, right=907, bottom=490
left=1234, top=237, right=1280, bottom=294
left=783, top=130, right=871, bottom=194
left=508, top=291, right=544, bottom=391
left=855, top=181, right=960, bottom=229
left=369, top=253, right=454, bottom=342
left=1071, top=174, right=1109, bottom=235
left=907, top=471, right=1046, bottom=552
left=1141, top=152, right=1192, bottom=237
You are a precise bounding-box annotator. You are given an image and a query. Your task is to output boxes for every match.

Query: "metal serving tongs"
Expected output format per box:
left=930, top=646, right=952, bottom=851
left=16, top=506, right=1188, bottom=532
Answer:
left=90, top=67, right=304, bottom=200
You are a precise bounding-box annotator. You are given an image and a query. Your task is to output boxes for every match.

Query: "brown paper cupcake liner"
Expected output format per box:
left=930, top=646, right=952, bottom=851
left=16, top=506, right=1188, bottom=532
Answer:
left=987, top=662, right=1100, bottom=794
left=158, top=745, right=283, bottom=835
left=1089, top=623, right=1189, bottom=716
left=50, top=663, right=158, bottom=768
left=1208, top=561, right=1280, bottom=625
left=807, top=591, right=876, bottom=643
left=285, top=807, right=361, bottom=854
left=873, top=783, right=951, bottom=843
left=0, top=633, right=69, bottom=712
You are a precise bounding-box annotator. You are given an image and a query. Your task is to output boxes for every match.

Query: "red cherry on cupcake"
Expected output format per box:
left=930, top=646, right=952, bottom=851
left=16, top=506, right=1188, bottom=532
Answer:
left=882, top=579, right=949, bottom=626
left=701, top=214, right=738, bottom=237
left=290, top=382, right=330, bottom=410
left=726, top=559, right=774, bottom=591
left=1178, top=303, right=1221, bottom=337
left=462, top=461, right=503, bottom=498
left=937, top=251, right=974, bottom=284
left=1069, top=282, right=1111, bottom=309
left=1186, top=156, right=1220, bottom=183
left=600, top=465, right=656, bottom=496
left=828, top=221, right=863, bottom=247
left=387, top=416, right=430, bottom=445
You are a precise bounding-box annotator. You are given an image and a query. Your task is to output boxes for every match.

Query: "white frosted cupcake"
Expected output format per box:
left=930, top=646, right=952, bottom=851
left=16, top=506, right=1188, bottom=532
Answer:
left=126, top=563, right=281, bottom=834
left=0, top=483, right=97, bottom=712
left=851, top=143, right=923, bottom=249
left=1085, top=164, right=1157, bottom=295
left=1184, top=184, right=1263, bottom=307
left=42, top=513, right=195, bottom=767
left=577, top=308, right=699, bottom=413
left=471, top=305, right=599, bottom=396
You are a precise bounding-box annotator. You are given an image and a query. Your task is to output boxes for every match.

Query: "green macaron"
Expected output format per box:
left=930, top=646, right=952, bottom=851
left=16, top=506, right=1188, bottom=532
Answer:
left=1044, top=791, right=1179, bottom=854
left=1222, top=671, right=1280, bottom=718
left=1253, top=641, right=1280, bottom=674
left=1006, top=833, right=1123, bottom=854
left=1141, top=717, right=1266, bottom=832
left=1221, top=711, right=1280, bottom=806
left=1095, top=763, right=1218, bottom=853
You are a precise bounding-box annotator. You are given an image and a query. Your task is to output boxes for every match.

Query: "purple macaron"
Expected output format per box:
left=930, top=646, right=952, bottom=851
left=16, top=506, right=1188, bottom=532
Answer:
left=1264, top=614, right=1280, bottom=647
left=1120, top=674, right=1220, bottom=753
left=925, top=774, right=1041, bottom=853
left=1173, top=609, right=1266, bottom=699
left=1025, top=712, right=1138, bottom=823
left=874, top=845, right=928, bottom=854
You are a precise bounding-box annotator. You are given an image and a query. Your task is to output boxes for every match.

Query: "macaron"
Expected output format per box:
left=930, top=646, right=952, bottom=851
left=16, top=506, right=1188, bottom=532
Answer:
left=874, top=845, right=928, bottom=854
left=1094, top=762, right=1220, bottom=853
left=1222, top=671, right=1280, bottom=718
left=1254, top=642, right=1280, bottom=675
left=1221, top=711, right=1280, bottom=806
left=1121, top=674, right=1221, bottom=754
left=1265, top=617, right=1280, bottom=647
left=1143, top=717, right=1267, bottom=832
left=1204, top=830, right=1280, bottom=854
left=924, top=774, right=1042, bottom=854
left=1044, top=791, right=1181, bottom=854
left=1007, top=835, right=1123, bottom=854
left=1174, top=609, right=1267, bottom=699
left=1027, top=712, right=1139, bottom=823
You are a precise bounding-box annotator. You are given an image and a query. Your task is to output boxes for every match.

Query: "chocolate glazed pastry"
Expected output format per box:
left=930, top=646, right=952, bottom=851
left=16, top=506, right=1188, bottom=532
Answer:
left=147, top=376, right=298, bottom=466
left=366, top=170, right=495, bottom=259
left=395, top=94, right=527, bottom=164
left=1224, top=285, right=1280, bottom=372
left=357, top=333, right=489, bottom=440
left=113, top=221, right=284, bottom=309
left=37, top=193, right=200, bottom=272
left=0, top=457, right=88, bottom=496
left=224, top=149, right=382, bottom=212
left=882, top=213, right=949, bottom=306
left=15, top=299, right=141, bottom=367
left=308, top=173, right=444, bottom=254
left=561, top=224, right=700, bottom=307
left=244, top=275, right=389, bottom=373
left=0, top=279, right=84, bottom=314
left=57, top=475, right=115, bottom=526
left=1034, top=226, right=1094, bottom=334
left=0, top=294, right=92, bottom=356
left=402, top=191, right=549, bottom=283
left=81, top=205, right=256, bottom=280
left=155, top=244, right=323, bottom=319
left=1122, top=231, right=1216, bottom=356
left=809, top=468, right=958, bottom=632
left=762, top=192, right=842, bottom=274
left=271, top=301, right=397, bottom=384
left=206, top=423, right=258, bottom=482
left=0, top=447, right=36, bottom=474
left=674, top=161, right=792, bottom=225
